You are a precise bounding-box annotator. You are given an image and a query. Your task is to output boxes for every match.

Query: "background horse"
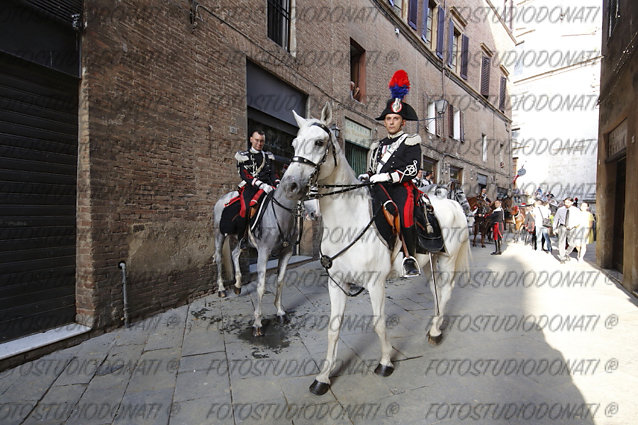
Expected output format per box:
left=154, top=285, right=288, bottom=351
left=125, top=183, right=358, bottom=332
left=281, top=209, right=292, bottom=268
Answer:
left=448, top=183, right=472, bottom=216
left=467, top=196, right=491, bottom=247
left=415, top=182, right=471, bottom=218
left=212, top=188, right=318, bottom=336
left=510, top=205, right=526, bottom=242
left=500, top=196, right=517, bottom=233
left=281, top=103, right=470, bottom=395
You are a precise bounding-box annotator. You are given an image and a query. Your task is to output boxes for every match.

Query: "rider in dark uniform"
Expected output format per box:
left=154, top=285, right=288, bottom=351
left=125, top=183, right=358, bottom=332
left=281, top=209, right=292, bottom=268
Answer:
left=360, top=70, right=421, bottom=277
left=479, top=187, right=491, bottom=203
left=220, top=130, right=276, bottom=239
left=489, top=200, right=505, bottom=255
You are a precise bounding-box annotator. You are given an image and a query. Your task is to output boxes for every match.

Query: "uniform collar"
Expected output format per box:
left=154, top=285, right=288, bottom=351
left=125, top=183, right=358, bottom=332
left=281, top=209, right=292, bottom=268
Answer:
left=387, top=130, right=405, bottom=139
left=250, top=148, right=264, bottom=154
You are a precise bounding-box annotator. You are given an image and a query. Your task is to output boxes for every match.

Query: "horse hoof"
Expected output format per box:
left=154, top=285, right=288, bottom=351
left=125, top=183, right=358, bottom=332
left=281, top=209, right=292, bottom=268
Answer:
left=481, top=245, right=486, bottom=248
left=427, top=332, right=444, bottom=345
left=277, top=314, right=289, bottom=325
left=374, top=363, right=394, bottom=377
left=253, top=327, right=263, bottom=337
left=309, top=379, right=330, bottom=396
left=218, top=290, right=226, bottom=298
left=233, top=286, right=241, bottom=295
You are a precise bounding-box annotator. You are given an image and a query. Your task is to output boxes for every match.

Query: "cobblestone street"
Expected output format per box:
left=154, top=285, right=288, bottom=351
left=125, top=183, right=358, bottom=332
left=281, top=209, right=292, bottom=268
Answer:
left=1, top=241, right=637, bottom=425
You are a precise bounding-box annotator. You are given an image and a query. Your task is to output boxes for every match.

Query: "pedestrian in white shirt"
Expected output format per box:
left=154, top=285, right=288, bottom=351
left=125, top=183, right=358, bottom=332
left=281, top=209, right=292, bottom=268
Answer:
left=553, top=197, right=581, bottom=263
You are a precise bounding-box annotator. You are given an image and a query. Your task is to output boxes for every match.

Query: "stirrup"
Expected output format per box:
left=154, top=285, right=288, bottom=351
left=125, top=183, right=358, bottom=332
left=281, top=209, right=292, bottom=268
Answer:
left=402, top=256, right=421, bottom=278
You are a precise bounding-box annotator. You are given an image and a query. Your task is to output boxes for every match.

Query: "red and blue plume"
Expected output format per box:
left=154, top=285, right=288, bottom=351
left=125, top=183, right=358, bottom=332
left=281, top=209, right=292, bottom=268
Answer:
left=389, top=70, right=410, bottom=100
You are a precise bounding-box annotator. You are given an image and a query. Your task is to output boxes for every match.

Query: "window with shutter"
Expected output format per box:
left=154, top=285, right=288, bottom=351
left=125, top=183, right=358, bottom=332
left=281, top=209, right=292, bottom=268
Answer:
left=499, top=76, right=507, bottom=111
left=480, top=55, right=491, bottom=97
left=436, top=8, right=445, bottom=59
left=350, top=39, right=366, bottom=103
left=426, top=102, right=436, bottom=134
left=460, top=110, right=465, bottom=142
left=460, top=35, right=469, bottom=79
left=421, top=2, right=431, bottom=45
left=448, top=104, right=454, bottom=137
left=408, top=0, right=418, bottom=29
left=447, top=19, right=455, bottom=67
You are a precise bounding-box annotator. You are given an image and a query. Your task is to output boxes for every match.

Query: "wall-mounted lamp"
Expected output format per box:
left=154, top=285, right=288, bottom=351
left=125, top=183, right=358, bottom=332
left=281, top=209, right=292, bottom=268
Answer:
left=421, top=98, right=448, bottom=122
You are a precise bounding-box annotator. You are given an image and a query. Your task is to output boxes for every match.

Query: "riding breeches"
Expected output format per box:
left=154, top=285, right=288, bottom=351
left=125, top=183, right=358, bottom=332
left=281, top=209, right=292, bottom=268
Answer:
left=373, top=182, right=418, bottom=257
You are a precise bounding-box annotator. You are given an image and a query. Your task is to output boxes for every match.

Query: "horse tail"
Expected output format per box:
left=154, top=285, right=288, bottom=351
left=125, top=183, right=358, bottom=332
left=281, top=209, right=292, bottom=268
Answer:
left=454, top=227, right=472, bottom=287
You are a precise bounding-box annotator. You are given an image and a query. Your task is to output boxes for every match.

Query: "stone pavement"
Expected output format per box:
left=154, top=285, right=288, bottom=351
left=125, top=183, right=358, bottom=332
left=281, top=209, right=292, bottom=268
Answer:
left=1, top=240, right=637, bottom=425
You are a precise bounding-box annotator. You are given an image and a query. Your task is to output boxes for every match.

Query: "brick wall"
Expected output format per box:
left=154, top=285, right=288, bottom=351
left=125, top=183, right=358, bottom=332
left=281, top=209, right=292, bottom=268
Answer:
left=77, top=0, right=514, bottom=330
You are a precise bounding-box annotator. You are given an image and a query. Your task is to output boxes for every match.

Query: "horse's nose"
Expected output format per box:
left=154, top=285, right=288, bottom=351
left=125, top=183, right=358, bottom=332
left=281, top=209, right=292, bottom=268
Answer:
left=281, top=176, right=300, bottom=197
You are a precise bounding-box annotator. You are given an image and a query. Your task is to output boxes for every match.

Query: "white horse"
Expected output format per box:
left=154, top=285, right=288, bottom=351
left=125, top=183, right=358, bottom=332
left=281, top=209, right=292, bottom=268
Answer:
left=212, top=188, right=319, bottom=336
left=280, top=103, right=470, bottom=395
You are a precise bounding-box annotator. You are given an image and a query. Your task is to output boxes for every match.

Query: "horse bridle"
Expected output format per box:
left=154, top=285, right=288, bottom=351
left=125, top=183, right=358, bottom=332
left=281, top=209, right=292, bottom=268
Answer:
left=289, top=122, right=337, bottom=196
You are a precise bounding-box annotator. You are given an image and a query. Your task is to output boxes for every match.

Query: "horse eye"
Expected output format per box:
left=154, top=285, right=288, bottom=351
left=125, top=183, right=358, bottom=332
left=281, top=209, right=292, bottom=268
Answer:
left=314, top=139, right=325, bottom=147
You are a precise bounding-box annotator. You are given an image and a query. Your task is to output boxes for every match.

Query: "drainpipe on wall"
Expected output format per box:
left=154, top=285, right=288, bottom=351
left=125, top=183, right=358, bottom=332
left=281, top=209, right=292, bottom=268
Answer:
left=118, top=261, right=130, bottom=328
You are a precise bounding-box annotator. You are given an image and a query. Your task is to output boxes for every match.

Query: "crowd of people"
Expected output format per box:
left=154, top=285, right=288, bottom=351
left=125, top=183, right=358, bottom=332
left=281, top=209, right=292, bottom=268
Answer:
left=520, top=196, right=595, bottom=263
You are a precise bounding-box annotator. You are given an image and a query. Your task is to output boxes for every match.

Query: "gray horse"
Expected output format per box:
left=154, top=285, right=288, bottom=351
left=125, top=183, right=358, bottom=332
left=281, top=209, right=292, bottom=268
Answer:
left=417, top=182, right=472, bottom=215
left=212, top=187, right=318, bottom=336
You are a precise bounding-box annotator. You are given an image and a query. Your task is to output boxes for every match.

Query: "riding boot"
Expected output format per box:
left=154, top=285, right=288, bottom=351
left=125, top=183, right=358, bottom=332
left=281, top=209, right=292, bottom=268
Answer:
left=496, top=239, right=503, bottom=255
left=238, top=218, right=249, bottom=249
left=401, top=227, right=420, bottom=277
left=491, top=239, right=500, bottom=255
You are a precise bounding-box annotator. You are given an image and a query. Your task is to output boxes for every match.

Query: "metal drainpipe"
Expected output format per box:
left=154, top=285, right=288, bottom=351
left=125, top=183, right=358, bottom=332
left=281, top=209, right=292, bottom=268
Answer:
left=118, top=261, right=130, bottom=328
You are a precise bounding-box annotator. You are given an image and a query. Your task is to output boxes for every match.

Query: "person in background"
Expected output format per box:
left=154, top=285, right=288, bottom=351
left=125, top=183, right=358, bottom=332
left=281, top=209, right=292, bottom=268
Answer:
left=533, top=199, right=552, bottom=254
left=553, top=197, right=580, bottom=263
left=574, top=202, right=595, bottom=262
left=489, top=200, right=505, bottom=255
left=523, top=205, right=536, bottom=248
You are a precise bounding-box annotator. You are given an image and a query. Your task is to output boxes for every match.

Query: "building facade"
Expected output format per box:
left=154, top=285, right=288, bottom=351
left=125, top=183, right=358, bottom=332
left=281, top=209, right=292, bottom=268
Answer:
left=510, top=0, right=601, bottom=207
left=597, top=0, right=637, bottom=293
left=0, top=0, right=514, bottom=354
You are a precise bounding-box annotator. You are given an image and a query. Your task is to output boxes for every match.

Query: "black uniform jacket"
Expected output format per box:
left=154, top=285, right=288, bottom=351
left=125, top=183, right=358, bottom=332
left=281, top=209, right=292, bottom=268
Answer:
left=235, top=148, right=276, bottom=188
left=367, top=131, right=421, bottom=183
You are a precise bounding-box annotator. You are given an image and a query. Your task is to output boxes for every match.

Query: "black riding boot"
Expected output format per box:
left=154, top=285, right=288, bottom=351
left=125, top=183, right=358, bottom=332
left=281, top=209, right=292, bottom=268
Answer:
left=491, top=239, right=501, bottom=255
left=402, top=227, right=420, bottom=277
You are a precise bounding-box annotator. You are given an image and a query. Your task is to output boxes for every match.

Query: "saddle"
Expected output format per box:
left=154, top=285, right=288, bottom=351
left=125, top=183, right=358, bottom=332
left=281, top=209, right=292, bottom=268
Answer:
left=372, top=189, right=444, bottom=254
left=415, top=194, right=445, bottom=253
left=219, top=188, right=267, bottom=236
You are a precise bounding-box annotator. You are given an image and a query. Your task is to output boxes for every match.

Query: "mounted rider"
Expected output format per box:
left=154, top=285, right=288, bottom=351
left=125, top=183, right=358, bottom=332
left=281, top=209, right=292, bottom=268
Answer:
left=219, top=130, right=277, bottom=240
left=479, top=187, right=491, bottom=203
left=359, top=70, right=421, bottom=277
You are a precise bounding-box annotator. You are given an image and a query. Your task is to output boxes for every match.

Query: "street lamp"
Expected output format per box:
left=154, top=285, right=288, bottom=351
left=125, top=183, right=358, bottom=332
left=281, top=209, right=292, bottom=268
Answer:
left=421, top=98, right=448, bottom=122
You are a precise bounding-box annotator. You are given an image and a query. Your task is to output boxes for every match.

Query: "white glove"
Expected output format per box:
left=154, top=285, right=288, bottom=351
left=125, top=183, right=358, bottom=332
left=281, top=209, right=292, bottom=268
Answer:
left=262, top=185, right=274, bottom=194
left=358, top=173, right=370, bottom=182
left=370, top=173, right=391, bottom=183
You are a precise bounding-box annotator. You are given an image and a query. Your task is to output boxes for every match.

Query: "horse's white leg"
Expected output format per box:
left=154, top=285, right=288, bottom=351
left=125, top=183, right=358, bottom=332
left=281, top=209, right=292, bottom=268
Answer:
left=310, top=281, right=346, bottom=395
left=231, top=241, right=242, bottom=295
left=368, top=277, right=394, bottom=376
left=252, top=248, right=269, bottom=337
left=274, top=247, right=293, bottom=323
left=428, top=256, right=455, bottom=345
left=214, top=232, right=227, bottom=297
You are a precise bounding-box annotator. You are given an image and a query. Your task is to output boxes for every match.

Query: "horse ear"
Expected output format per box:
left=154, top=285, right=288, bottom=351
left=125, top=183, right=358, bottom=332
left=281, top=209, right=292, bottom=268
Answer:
left=292, top=110, right=307, bottom=128
left=320, top=102, right=333, bottom=125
